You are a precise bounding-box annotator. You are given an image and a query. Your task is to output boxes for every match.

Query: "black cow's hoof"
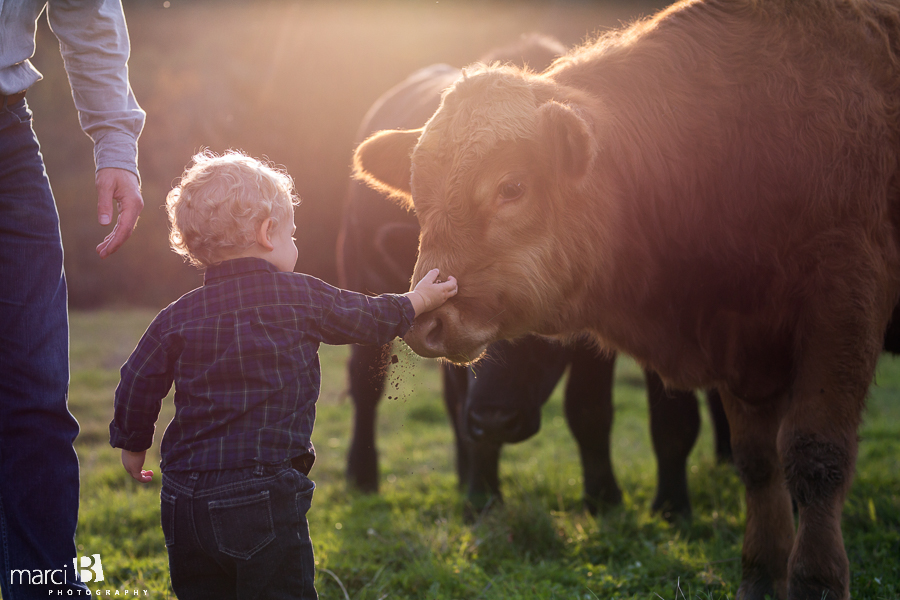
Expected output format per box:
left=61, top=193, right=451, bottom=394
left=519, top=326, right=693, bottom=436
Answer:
left=463, top=492, right=502, bottom=523
left=651, top=496, right=692, bottom=524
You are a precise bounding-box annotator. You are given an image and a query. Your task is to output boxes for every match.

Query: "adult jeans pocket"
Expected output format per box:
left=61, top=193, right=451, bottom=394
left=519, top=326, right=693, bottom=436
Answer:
left=160, top=490, right=176, bottom=548
left=209, top=490, right=276, bottom=560
left=9, top=100, right=33, bottom=125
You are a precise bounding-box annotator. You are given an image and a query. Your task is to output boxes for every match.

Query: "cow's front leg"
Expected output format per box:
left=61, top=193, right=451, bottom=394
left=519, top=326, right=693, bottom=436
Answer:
left=720, top=388, right=793, bottom=600
left=778, top=340, right=874, bottom=600
left=442, top=363, right=503, bottom=518
left=564, top=349, right=621, bottom=513
left=706, top=388, right=733, bottom=463
left=347, top=343, right=393, bottom=492
left=441, top=363, right=472, bottom=490
left=461, top=440, right=503, bottom=517
left=645, top=370, right=700, bottom=521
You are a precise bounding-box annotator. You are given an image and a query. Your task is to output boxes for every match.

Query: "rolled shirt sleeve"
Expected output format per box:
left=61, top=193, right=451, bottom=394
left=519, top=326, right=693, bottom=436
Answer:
left=47, top=0, right=146, bottom=177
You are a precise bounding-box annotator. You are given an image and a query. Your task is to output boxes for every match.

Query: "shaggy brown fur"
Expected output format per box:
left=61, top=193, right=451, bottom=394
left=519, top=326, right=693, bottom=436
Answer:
left=354, top=1, right=900, bottom=598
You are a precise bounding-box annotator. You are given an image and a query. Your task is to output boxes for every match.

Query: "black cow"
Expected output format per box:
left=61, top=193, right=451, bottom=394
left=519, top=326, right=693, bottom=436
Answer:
left=337, top=35, right=730, bottom=518
left=456, top=336, right=731, bottom=518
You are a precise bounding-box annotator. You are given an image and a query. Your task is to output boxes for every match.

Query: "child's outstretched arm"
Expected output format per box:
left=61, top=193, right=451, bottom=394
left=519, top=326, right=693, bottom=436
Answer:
left=405, top=268, right=458, bottom=316
left=121, top=449, right=154, bottom=483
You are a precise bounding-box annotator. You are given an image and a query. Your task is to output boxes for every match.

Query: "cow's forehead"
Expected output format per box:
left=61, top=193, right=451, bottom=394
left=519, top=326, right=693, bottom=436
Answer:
left=414, top=67, right=541, bottom=178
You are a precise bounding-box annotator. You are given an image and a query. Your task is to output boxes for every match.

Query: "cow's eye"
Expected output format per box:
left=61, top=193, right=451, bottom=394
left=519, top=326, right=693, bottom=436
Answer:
left=497, top=181, right=524, bottom=202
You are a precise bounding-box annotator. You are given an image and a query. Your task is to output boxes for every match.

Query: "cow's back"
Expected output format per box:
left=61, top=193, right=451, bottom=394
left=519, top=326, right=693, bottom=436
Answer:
left=547, top=0, right=900, bottom=392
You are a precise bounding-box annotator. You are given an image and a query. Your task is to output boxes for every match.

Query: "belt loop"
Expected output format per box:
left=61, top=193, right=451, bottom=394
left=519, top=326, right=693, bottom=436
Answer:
left=253, top=463, right=264, bottom=476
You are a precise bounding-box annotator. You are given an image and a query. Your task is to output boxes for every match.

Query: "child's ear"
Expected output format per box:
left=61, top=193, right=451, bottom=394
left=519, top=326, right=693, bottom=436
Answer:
left=256, top=218, right=275, bottom=251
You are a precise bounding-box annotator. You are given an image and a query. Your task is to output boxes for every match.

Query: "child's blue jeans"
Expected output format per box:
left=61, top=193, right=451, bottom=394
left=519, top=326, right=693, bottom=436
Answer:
left=161, top=462, right=317, bottom=600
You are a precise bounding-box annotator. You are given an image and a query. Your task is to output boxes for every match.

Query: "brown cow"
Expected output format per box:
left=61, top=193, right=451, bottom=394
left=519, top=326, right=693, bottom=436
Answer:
left=353, top=1, right=900, bottom=598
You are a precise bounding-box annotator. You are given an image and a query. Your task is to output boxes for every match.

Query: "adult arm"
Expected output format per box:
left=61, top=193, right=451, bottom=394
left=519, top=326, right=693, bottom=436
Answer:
left=47, top=0, right=146, bottom=257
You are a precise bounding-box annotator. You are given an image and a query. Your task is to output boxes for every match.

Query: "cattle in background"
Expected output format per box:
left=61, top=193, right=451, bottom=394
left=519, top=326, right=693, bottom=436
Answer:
left=353, top=1, right=900, bottom=597
left=338, top=34, right=730, bottom=519
left=458, top=335, right=731, bottom=519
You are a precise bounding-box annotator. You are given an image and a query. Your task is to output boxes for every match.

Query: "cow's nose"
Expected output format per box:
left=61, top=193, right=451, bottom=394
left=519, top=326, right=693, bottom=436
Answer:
left=424, top=314, right=444, bottom=349
left=467, top=408, right=523, bottom=443
left=404, top=312, right=446, bottom=357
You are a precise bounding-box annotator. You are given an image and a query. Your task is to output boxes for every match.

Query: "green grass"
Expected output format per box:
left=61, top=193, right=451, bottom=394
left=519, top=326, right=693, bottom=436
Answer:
left=55, top=310, right=900, bottom=599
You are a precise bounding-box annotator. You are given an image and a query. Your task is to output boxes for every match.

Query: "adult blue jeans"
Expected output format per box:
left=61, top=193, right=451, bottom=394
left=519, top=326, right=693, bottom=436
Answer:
left=0, top=99, right=87, bottom=598
left=161, top=462, right=318, bottom=600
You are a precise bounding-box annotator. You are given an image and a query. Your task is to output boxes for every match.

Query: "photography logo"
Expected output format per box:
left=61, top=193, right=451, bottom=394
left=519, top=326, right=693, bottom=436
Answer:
left=8, top=554, right=103, bottom=586
left=75, top=554, right=104, bottom=583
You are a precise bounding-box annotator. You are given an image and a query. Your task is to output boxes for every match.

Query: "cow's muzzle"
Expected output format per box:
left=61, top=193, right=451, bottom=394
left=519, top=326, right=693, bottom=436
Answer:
left=402, top=304, right=491, bottom=364
left=466, top=407, right=539, bottom=444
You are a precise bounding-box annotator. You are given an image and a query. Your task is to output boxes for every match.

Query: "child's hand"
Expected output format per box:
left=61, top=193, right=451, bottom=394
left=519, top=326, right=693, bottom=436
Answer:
left=121, top=449, right=154, bottom=483
left=406, top=268, right=458, bottom=316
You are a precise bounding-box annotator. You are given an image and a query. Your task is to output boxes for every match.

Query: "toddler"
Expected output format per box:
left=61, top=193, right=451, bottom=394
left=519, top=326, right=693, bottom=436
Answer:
left=109, top=150, right=456, bottom=599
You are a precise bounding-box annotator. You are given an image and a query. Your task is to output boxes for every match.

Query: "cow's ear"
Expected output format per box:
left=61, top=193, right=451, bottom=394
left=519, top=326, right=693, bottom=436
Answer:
left=353, top=128, right=421, bottom=210
left=536, top=101, right=595, bottom=181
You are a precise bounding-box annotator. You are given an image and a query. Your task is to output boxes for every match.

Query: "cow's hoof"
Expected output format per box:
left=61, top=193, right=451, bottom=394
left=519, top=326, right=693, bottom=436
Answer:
left=651, top=497, right=692, bottom=524
left=583, top=488, right=622, bottom=516
left=736, top=570, right=787, bottom=600
left=346, top=473, right=379, bottom=494
left=788, top=571, right=847, bottom=600
left=463, top=492, right=501, bottom=523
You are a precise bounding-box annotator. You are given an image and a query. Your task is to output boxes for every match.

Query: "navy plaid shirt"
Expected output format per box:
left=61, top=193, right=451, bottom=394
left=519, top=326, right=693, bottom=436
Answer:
left=110, top=257, right=415, bottom=472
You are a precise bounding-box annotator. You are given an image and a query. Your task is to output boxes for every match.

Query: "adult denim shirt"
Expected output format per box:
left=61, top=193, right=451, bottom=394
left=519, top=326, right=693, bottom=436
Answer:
left=0, top=0, right=145, bottom=175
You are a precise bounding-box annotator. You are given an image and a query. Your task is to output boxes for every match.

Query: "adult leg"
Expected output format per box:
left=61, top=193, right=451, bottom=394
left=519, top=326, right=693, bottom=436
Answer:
left=346, top=343, right=391, bottom=492
left=0, top=100, right=87, bottom=598
left=564, top=348, right=622, bottom=513
left=645, top=370, right=701, bottom=521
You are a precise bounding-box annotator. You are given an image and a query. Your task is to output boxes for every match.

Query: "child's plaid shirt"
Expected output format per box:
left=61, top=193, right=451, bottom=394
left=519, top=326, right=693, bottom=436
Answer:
left=109, top=257, right=415, bottom=472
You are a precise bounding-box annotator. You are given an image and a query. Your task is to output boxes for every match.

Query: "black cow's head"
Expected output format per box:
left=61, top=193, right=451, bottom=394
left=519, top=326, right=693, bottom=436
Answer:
left=462, top=336, right=570, bottom=444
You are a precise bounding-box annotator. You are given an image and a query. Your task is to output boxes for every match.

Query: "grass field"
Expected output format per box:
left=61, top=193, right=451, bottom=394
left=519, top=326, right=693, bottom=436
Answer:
left=55, top=310, right=900, bottom=599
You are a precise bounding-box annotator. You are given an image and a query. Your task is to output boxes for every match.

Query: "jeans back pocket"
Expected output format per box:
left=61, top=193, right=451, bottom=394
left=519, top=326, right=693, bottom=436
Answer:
left=208, top=490, right=276, bottom=560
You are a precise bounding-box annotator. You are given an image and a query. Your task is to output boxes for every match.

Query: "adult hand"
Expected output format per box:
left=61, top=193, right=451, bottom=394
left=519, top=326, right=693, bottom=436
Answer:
left=95, top=167, right=144, bottom=258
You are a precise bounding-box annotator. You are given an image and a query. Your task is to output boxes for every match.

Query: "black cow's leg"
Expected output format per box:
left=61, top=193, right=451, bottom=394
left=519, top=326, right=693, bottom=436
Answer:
left=441, top=363, right=470, bottom=489
left=564, top=349, right=622, bottom=514
left=645, top=370, right=700, bottom=521
left=346, top=343, right=392, bottom=492
left=463, top=441, right=503, bottom=515
left=442, top=363, right=503, bottom=514
left=706, top=388, right=733, bottom=463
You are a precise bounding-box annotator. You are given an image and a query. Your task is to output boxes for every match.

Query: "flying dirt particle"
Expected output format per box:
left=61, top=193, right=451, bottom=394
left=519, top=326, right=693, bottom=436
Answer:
left=391, top=354, right=399, bottom=364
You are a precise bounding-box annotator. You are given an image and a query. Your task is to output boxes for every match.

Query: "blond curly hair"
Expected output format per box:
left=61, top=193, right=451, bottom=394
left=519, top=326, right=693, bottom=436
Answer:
left=166, top=150, right=299, bottom=267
